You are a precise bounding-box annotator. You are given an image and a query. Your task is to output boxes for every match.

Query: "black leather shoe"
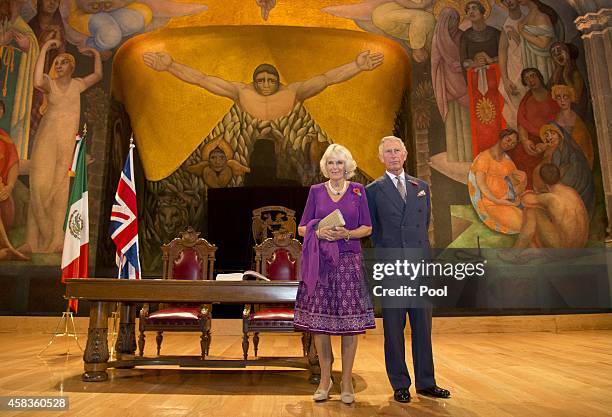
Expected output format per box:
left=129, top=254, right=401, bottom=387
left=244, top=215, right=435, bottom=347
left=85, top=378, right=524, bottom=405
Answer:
left=416, top=386, right=451, bottom=398
left=393, top=388, right=411, bottom=403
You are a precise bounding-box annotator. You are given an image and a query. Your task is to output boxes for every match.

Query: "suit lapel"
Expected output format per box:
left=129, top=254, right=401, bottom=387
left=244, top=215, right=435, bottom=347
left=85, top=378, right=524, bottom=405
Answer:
left=401, top=174, right=422, bottom=222
left=380, top=174, right=405, bottom=213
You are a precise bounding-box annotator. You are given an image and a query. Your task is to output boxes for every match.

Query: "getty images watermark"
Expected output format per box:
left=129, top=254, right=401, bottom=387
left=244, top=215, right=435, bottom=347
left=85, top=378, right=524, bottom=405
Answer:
left=362, top=247, right=611, bottom=310
left=370, top=259, right=487, bottom=298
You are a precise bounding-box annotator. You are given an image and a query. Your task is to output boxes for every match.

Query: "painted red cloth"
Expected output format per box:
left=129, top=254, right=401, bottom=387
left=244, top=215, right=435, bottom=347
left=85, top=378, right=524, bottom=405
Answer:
left=508, top=91, right=559, bottom=187
left=0, top=132, right=19, bottom=230
left=467, top=64, right=506, bottom=158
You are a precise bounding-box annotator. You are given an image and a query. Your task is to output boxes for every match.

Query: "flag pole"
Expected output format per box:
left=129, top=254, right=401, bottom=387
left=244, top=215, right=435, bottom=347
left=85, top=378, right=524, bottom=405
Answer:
left=110, top=133, right=136, bottom=357
left=40, top=124, right=88, bottom=356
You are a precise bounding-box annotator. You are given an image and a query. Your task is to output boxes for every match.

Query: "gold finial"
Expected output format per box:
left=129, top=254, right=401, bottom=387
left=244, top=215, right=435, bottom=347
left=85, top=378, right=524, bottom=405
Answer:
left=129, top=133, right=135, bottom=148
left=83, top=123, right=87, bottom=136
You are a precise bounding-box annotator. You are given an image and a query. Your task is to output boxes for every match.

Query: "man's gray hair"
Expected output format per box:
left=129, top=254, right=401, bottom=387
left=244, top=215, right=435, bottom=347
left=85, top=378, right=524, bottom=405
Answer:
left=378, top=136, right=407, bottom=157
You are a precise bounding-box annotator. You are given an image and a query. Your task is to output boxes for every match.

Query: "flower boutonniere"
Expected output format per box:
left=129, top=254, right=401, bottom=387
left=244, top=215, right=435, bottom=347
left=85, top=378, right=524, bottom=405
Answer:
left=352, top=187, right=362, bottom=197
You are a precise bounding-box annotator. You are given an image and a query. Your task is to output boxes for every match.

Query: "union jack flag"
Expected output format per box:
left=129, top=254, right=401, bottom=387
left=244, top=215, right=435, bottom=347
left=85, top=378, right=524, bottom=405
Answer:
left=110, top=140, right=141, bottom=279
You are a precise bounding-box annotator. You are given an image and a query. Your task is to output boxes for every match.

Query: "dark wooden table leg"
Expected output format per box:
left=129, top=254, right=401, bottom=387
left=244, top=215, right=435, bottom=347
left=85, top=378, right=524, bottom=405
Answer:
left=82, top=301, right=110, bottom=382
left=115, top=303, right=137, bottom=363
left=305, top=332, right=320, bottom=384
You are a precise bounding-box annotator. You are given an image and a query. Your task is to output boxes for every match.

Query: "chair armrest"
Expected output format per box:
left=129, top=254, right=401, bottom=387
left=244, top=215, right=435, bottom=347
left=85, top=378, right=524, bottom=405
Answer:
left=139, top=303, right=150, bottom=319
left=200, top=303, right=212, bottom=317
left=243, top=304, right=251, bottom=319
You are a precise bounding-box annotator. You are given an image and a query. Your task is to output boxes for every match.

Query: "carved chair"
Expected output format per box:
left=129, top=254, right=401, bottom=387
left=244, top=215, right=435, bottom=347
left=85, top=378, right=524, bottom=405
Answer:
left=242, top=233, right=307, bottom=360
left=138, top=227, right=217, bottom=357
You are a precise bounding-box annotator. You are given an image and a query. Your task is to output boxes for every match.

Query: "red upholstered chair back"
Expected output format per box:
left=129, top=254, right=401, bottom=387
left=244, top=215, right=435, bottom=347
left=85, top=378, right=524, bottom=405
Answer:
left=265, top=249, right=297, bottom=281
left=255, top=234, right=302, bottom=281
left=172, top=248, right=203, bottom=281
left=162, top=227, right=217, bottom=281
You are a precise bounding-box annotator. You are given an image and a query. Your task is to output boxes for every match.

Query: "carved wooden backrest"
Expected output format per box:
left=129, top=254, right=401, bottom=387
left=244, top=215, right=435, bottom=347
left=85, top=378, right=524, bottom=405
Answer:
left=251, top=206, right=297, bottom=245
left=254, top=234, right=302, bottom=281
left=162, top=227, right=217, bottom=281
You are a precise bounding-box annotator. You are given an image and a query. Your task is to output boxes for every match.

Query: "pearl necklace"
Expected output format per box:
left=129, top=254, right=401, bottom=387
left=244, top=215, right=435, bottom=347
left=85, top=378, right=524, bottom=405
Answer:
left=327, top=180, right=347, bottom=196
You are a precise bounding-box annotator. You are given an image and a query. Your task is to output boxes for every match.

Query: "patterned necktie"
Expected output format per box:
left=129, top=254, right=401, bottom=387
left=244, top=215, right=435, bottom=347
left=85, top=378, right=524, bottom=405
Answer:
left=396, top=176, right=407, bottom=201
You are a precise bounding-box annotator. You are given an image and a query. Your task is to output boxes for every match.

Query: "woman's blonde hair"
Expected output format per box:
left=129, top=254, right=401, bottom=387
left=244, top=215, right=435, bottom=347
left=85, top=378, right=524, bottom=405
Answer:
left=49, top=53, right=76, bottom=79
left=551, top=84, right=576, bottom=102
left=319, top=144, right=357, bottom=179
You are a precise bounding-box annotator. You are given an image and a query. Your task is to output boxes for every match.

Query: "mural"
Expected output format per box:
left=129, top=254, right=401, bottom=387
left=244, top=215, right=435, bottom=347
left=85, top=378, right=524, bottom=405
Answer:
left=322, top=0, right=605, bottom=251
left=0, top=0, right=606, bottom=274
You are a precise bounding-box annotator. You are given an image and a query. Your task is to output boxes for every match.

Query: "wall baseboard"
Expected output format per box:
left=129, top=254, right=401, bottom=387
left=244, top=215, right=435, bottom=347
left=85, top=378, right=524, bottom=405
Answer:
left=1, top=313, right=611, bottom=335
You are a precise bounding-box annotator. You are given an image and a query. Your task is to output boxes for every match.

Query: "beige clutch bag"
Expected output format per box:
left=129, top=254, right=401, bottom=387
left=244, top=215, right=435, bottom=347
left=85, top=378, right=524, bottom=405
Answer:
left=317, top=209, right=345, bottom=230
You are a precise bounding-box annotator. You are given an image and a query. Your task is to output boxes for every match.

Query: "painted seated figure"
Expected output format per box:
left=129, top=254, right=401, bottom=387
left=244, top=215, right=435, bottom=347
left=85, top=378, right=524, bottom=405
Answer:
left=468, top=128, right=526, bottom=235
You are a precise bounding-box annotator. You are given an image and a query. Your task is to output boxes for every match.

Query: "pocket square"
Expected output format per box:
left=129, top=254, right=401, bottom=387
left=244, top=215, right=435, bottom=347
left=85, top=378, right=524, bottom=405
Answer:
left=417, top=190, right=427, bottom=197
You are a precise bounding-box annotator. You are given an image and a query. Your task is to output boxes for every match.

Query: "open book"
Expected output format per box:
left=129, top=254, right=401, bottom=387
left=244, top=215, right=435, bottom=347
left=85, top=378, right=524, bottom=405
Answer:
left=215, top=271, right=270, bottom=281
left=317, top=209, right=345, bottom=230
left=242, top=270, right=270, bottom=281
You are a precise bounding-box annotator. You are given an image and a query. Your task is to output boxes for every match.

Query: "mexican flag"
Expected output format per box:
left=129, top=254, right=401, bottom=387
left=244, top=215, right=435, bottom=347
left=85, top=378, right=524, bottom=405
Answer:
left=61, top=134, right=88, bottom=313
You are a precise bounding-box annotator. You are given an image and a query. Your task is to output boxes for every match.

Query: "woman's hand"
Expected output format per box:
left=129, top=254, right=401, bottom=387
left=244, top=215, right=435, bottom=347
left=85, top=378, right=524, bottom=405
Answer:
left=317, top=226, right=348, bottom=241
left=522, top=139, right=539, bottom=156
left=317, top=226, right=336, bottom=241
left=0, top=182, right=13, bottom=202
left=79, top=46, right=100, bottom=58
left=331, top=226, right=350, bottom=241
left=43, top=38, right=61, bottom=51
left=12, top=29, right=30, bottom=51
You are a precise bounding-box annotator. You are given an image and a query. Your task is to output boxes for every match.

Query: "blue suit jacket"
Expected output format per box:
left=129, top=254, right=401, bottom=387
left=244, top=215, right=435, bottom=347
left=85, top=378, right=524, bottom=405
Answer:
left=365, top=173, right=431, bottom=249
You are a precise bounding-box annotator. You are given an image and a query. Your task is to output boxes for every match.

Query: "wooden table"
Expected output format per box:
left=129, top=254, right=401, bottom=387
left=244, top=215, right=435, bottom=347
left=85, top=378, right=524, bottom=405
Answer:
left=65, top=279, right=319, bottom=382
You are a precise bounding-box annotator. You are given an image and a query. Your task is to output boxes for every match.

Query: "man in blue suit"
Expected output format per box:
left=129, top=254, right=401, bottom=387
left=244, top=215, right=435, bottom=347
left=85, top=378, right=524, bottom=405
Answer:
left=366, top=136, right=450, bottom=403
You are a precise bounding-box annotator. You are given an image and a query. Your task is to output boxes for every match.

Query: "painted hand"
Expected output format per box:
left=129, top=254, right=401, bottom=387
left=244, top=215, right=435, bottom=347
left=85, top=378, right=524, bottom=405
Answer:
left=356, top=50, right=384, bottom=71
left=143, top=52, right=173, bottom=71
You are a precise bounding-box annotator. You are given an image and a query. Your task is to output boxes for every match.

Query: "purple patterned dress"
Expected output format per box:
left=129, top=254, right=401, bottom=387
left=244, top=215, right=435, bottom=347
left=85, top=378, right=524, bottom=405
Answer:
left=294, top=182, right=376, bottom=335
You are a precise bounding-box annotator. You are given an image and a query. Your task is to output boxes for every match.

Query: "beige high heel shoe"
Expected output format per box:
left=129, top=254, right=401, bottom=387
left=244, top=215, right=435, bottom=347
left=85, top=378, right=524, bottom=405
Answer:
left=341, top=381, right=355, bottom=404
left=313, top=378, right=333, bottom=401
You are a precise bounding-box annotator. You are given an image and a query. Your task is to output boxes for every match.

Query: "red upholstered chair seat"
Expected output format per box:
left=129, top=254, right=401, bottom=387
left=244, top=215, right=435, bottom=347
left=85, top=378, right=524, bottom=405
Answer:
left=250, top=308, right=294, bottom=321
left=145, top=307, right=203, bottom=326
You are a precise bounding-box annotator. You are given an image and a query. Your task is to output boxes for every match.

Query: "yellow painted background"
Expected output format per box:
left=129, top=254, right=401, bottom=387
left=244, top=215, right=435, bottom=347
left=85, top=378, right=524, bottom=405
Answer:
left=166, top=0, right=364, bottom=31
left=113, top=25, right=410, bottom=181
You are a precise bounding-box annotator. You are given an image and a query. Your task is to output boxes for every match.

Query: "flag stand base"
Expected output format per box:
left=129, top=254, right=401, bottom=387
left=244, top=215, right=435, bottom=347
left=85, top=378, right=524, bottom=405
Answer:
left=109, top=305, right=120, bottom=359
left=38, top=310, right=84, bottom=357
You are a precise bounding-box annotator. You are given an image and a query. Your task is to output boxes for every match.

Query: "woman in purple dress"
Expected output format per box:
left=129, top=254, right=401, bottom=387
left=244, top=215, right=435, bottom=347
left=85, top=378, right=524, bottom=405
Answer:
left=295, top=144, right=375, bottom=404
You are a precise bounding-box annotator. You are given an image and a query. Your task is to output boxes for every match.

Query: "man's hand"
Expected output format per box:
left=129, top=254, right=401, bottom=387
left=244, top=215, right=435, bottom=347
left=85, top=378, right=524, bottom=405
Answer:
left=143, top=52, right=173, bottom=71
left=356, top=50, right=384, bottom=71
